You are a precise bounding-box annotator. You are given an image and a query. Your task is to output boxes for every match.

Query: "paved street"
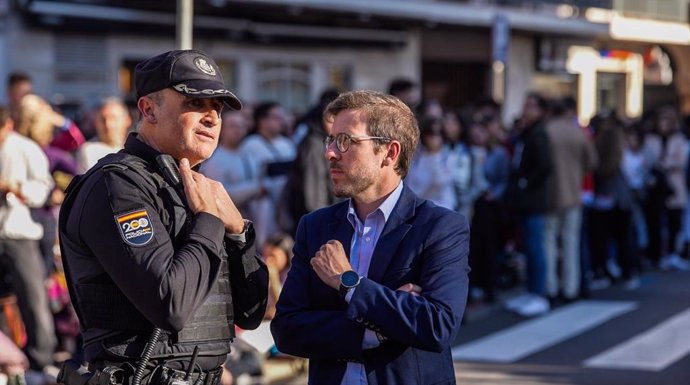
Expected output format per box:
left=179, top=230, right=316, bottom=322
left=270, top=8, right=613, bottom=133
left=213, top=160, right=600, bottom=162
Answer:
left=271, top=269, right=690, bottom=384
left=453, top=269, right=690, bottom=385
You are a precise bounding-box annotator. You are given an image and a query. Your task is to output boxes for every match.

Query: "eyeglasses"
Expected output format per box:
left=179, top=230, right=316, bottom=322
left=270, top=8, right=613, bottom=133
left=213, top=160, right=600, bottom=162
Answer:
left=324, top=132, right=392, bottom=153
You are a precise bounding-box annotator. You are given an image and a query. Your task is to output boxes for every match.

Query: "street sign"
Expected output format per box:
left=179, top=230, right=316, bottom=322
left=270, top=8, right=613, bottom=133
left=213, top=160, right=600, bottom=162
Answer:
left=492, top=13, right=510, bottom=64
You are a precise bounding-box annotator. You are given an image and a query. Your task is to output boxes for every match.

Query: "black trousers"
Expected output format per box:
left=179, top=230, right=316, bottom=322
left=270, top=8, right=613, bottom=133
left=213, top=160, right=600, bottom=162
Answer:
left=588, top=208, right=638, bottom=280
left=645, top=199, right=683, bottom=262
left=469, top=197, right=504, bottom=301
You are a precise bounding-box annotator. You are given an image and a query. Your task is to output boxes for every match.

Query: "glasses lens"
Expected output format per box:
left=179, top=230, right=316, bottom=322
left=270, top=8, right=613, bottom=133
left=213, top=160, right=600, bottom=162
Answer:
left=336, top=133, right=350, bottom=152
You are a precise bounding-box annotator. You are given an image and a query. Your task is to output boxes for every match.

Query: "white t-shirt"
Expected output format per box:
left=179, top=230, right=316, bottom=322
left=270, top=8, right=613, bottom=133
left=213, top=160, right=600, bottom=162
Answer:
left=406, top=147, right=458, bottom=210
left=623, top=149, right=646, bottom=190
left=76, top=141, right=122, bottom=173
left=239, top=134, right=296, bottom=245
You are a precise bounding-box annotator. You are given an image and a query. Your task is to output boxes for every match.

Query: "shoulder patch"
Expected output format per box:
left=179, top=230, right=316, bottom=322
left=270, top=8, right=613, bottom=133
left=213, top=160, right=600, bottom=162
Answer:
left=116, top=209, right=154, bottom=246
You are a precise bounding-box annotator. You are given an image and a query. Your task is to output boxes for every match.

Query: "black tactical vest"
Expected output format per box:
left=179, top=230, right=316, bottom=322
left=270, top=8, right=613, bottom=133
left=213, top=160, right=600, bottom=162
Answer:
left=59, top=152, right=235, bottom=360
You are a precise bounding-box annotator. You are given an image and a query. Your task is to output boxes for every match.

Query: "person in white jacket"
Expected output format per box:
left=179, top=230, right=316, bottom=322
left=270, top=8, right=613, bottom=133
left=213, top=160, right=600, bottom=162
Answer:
left=75, top=97, right=131, bottom=173
left=0, top=106, right=56, bottom=372
left=239, top=102, right=296, bottom=247
left=406, top=117, right=458, bottom=210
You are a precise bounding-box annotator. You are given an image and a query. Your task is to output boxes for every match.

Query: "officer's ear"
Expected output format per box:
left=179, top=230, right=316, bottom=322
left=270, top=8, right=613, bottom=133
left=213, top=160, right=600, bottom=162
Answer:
left=137, top=96, right=157, bottom=124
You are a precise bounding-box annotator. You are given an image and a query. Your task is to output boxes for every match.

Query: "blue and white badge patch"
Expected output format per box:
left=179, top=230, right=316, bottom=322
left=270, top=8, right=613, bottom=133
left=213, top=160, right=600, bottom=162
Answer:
left=116, top=209, right=154, bottom=246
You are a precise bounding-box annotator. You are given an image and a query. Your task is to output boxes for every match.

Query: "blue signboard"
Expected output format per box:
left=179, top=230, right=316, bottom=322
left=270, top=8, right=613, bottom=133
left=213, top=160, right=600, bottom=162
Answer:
left=492, top=13, right=510, bottom=64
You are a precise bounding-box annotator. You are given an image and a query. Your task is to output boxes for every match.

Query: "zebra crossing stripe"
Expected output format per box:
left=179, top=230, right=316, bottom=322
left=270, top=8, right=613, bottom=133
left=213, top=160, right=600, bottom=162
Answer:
left=452, top=300, right=637, bottom=363
left=583, top=307, right=690, bottom=371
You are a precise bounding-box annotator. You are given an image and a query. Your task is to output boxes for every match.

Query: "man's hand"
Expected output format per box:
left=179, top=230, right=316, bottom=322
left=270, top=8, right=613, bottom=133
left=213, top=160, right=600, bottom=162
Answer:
left=209, top=180, right=245, bottom=234
left=397, top=283, right=422, bottom=296
left=310, top=240, right=352, bottom=290
left=180, top=158, right=221, bottom=218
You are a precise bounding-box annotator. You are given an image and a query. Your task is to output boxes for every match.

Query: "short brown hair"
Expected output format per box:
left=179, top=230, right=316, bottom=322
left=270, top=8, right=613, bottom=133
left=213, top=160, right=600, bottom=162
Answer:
left=325, top=90, right=419, bottom=178
left=0, top=106, right=9, bottom=127
left=7, top=72, right=31, bottom=88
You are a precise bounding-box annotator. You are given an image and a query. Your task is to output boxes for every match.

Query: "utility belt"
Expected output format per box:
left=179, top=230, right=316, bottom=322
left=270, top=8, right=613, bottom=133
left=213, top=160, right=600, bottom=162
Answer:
left=58, top=360, right=223, bottom=385
left=150, top=365, right=222, bottom=385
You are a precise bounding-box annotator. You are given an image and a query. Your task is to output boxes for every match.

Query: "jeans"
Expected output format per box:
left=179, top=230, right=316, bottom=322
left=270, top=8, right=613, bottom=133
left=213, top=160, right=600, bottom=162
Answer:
left=521, top=214, right=547, bottom=296
left=0, top=239, right=57, bottom=369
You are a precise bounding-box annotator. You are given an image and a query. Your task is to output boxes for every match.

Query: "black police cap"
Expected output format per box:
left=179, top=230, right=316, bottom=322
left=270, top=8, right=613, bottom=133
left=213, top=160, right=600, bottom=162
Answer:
left=134, top=49, right=242, bottom=110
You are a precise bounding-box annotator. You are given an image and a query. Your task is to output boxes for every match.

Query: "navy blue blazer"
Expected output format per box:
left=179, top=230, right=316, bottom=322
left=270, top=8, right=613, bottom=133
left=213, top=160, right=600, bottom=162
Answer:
left=271, top=185, right=470, bottom=385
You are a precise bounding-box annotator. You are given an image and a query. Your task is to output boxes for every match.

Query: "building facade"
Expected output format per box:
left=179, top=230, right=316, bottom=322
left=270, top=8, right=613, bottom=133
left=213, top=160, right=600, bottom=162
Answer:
left=1, top=0, right=689, bottom=124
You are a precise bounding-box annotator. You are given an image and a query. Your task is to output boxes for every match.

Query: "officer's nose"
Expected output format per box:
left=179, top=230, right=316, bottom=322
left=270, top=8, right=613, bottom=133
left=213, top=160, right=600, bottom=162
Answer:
left=201, top=108, right=220, bottom=128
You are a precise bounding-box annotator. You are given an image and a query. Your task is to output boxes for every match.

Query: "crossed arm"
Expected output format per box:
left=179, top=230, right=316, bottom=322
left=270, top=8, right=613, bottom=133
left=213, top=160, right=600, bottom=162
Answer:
left=270, top=212, right=469, bottom=360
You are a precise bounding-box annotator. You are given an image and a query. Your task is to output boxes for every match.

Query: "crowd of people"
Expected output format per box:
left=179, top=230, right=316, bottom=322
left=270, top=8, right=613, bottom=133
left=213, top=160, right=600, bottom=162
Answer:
left=0, top=72, right=131, bottom=385
left=409, top=90, right=690, bottom=320
left=1, top=67, right=690, bottom=384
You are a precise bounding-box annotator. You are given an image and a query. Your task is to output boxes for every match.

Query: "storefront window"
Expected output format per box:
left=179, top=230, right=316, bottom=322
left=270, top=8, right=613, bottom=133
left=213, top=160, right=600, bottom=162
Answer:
left=258, top=62, right=311, bottom=113
left=328, top=64, right=352, bottom=92
left=216, top=60, right=237, bottom=90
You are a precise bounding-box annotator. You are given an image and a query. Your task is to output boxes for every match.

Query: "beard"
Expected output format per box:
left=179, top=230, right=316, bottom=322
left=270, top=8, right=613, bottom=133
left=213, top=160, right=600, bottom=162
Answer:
left=331, top=163, right=376, bottom=198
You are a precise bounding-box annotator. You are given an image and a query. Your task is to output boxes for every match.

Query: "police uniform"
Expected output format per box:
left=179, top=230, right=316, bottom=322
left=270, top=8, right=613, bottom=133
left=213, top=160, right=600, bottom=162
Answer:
left=58, top=50, right=268, bottom=385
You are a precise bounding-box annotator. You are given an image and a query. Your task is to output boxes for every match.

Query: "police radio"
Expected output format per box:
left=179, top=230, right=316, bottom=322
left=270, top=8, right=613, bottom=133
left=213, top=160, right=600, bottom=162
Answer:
left=155, top=154, right=183, bottom=190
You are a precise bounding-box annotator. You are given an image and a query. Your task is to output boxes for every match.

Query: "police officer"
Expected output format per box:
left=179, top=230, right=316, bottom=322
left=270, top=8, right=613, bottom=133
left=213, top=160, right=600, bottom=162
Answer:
left=58, top=50, right=268, bottom=385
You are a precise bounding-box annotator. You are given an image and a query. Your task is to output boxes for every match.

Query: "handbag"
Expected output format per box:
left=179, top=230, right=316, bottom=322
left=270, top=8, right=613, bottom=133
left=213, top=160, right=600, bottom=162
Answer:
left=0, top=193, right=43, bottom=240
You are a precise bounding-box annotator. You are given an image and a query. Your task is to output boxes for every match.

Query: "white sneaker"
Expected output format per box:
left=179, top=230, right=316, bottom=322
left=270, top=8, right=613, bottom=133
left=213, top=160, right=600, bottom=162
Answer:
left=504, top=293, right=531, bottom=311
left=515, top=295, right=550, bottom=317
left=668, top=254, right=690, bottom=271
left=471, top=287, right=485, bottom=301
left=624, top=276, right=641, bottom=290
left=589, top=277, right=611, bottom=291
left=606, top=258, right=622, bottom=279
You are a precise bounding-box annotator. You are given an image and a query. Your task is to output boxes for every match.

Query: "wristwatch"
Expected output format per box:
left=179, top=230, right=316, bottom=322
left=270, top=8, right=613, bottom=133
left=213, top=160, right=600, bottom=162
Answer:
left=339, top=270, right=361, bottom=298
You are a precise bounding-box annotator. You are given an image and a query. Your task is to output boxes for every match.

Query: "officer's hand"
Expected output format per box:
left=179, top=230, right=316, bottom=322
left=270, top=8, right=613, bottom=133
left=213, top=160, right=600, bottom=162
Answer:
left=180, top=158, right=220, bottom=218
left=209, top=180, right=245, bottom=234
left=310, top=240, right=353, bottom=290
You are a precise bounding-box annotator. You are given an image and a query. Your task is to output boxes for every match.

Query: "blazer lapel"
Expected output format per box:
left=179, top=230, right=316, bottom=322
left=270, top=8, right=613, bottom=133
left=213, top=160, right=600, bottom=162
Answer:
left=328, top=202, right=354, bottom=259
left=367, top=186, right=417, bottom=283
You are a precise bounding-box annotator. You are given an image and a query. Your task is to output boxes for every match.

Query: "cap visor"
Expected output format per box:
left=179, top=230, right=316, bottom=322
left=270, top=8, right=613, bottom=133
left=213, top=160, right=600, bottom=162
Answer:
left=172, top=79, right=242, bottom=110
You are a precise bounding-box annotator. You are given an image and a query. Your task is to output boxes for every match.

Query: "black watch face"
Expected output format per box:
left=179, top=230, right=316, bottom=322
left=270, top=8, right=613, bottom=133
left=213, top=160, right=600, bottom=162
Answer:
left=341, top=271, right=359, bottom=287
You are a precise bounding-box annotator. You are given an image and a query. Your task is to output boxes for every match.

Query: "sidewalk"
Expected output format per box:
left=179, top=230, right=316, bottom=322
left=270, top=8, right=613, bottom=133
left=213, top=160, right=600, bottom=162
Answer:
left=264, top=358, right=307, bottom=385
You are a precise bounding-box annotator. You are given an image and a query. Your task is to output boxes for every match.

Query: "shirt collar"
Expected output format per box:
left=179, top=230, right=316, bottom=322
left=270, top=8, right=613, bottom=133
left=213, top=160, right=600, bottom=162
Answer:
left=347, top=181, right=404, bottom=227
left=123, top=132, right=162, bottom=166
left=124, top=132, right=202, bottom=171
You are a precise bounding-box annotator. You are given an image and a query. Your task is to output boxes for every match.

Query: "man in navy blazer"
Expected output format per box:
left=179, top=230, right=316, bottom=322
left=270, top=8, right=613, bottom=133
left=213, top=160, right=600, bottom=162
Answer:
left=271, top=90, right=469, bottom=385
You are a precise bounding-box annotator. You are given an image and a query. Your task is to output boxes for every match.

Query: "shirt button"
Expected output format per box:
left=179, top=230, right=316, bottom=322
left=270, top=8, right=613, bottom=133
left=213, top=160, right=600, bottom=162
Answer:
left=365, top=237, right=371, bottom=242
